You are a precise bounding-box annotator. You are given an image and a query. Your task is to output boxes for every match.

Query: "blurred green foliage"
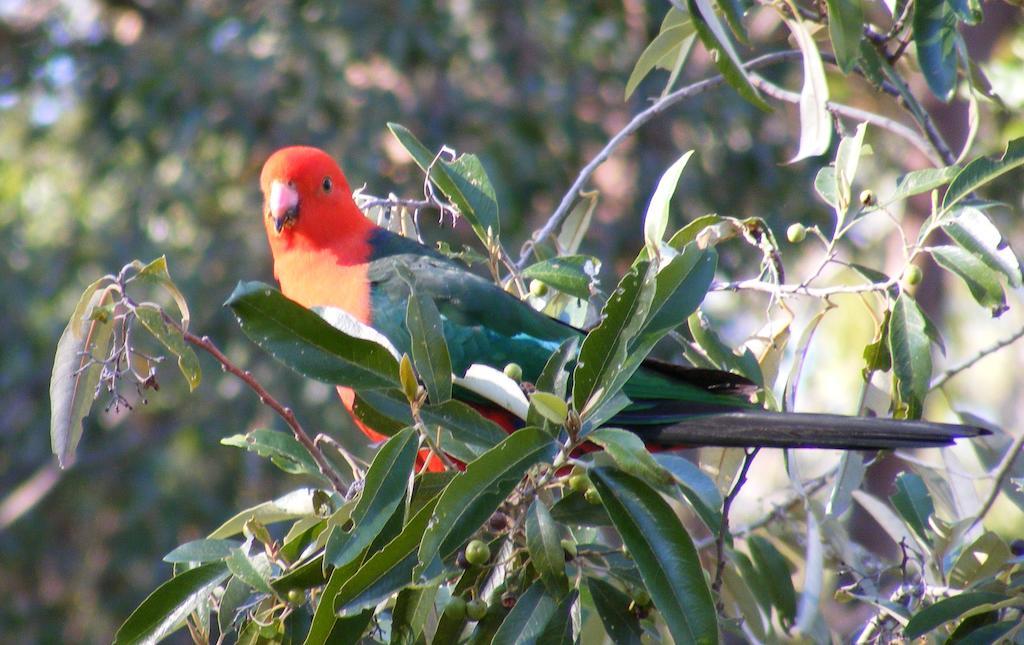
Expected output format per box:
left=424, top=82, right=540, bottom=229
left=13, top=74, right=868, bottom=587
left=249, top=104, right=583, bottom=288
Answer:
left=3, top=0, right=1023, bottom=642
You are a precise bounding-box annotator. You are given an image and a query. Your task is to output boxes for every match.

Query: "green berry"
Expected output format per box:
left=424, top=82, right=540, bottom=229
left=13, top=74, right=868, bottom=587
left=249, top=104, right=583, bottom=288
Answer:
left=584, top=487, right=601, bottom=505
left=466, top=598, right=488, bottom=621
left=445, top=595, right=467, bottom=619
left=568, top=473, right=590, bottom=493
left=465, top=539, right=491, bottom=566
left=503, top=363, right=523, bottom=382
left=860, top=189, right=876, bottom=206
left=786, top=223, right=806, bottom=244
left=529, top=280, right=549, bottom=297
left=287, top=589, right=305, bottom=605
left=633, top=589, right=652, bottom=607
left=904, top=265, right=923, bottom=286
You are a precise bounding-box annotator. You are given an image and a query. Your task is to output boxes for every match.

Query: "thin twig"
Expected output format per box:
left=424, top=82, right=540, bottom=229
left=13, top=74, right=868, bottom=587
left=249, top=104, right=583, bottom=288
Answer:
left=180, top=329, right=350, bottom=495
left=712, top=276, right=895, bottom=297
left=966, top=430, right=1024, bottom=533
left=712, top=447, right=760, bottom=606
left=931, top=325, right=1024, bottom=389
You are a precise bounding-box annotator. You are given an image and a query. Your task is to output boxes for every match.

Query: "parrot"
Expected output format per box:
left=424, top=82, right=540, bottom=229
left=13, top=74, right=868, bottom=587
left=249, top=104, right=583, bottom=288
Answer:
left=258, top=145, right=984, bottom=466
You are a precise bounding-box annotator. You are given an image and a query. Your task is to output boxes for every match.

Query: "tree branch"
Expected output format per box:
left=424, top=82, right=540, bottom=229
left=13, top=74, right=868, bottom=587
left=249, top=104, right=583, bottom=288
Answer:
left=712, top=447, right=760, bottom=607
left=931, top=324, right=1024, bottom=389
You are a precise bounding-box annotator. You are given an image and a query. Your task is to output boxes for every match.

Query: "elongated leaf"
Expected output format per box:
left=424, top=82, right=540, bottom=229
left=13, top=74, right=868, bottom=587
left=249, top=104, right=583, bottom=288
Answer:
left=573, top=262, right=656, bottom=416
left=747, top=536, right=796, bottom=626
left=653, top=453, right=722, bottom=533
left=587, top=577, right=643, bottom=645
left=529, top=391, right=568, bottom=426
left=688, top=312, right=762, bottom=384
left=521, top=255, right=600, bottom=300
left=415, top=428, right=555, bottom=580
left=891, top=472, right=934, bottom=546
left=825, top=452, right=865, bottom=518
left=825, top=0, right=864, bottom=73
left=226, top=281, right=399, bottom=389
left=943, top=138, right=1024, bottom=212
left=163, top=539, right=240, bottom=564
left=390, top=585, right=437, bottom=645
left=491, top=582, right=563, bottom=645
left=851, top=490, right=919, bottom=549
left=814, top=166, right=838, bottom=208
left=209, top=488, right=322, bottom=539
left=550, top=492, right=612, bottom=527
left=687, top=0, right=770, bottom=111
left=625, top=22, right=696, bottom=99
left=404, top=281, right=453, bottom=403
left=590, top=467, right=718, bottom=645
left=950, top=531, right=1011, bottom=588
left=527, top=338, right=578, bottom=429
left=134, top=305, right=201, bottom=391
left=912, top=0, right=958, bottom=102
left=226, top=548, right=274, bottom=595
left=113, top=562, right=230, bottom=645
left=129, top=255, right=191, bottom=330
left=794, top=513, right=824, bottom=636
left=904, top=592, right=1008, bottom=639
left=589, top=428, right=673, bottom=489
left=526, top=499, right=568, bottom=594
left=221, top=429, right=321, bottom=478
left=334, top=496, right=440, bottom=615
left=325, top=428, right=417, bottom=570
left=930, top=245, right=1007, bottom=315
left=786, top=17, right=831, bottom=162
left=644, top=151, right=695, bottom=258
left=889, top=166, right=959, bottom=203
left=641, top=244, right=717, bottom=338
left=888, top=293, right=932, bottom=419
left=833, top=122, right=866, bottom=232
left=941, top=206, right=1022, bottom=287
left=50, top=284, right=115, bottom=467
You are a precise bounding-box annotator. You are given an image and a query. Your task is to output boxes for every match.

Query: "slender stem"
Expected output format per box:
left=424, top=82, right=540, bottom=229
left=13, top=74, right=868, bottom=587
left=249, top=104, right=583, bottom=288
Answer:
left=712, top=276, right=895, bottom=297
left=967, top=430, right=1024, bottom=533
left=181, top=329, right=350, bottom=495
left=931, top=325, right=1024, bottom=389
left=712, top=447, right=760, bottom=605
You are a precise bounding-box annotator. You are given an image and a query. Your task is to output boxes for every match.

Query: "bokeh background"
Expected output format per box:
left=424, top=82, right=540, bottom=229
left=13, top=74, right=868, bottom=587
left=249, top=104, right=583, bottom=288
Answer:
left=3, top=1, right=1023, bottom=641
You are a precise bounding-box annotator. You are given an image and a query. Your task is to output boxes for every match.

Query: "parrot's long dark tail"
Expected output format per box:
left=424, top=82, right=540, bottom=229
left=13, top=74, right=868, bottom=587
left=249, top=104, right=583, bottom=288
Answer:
left=625, top=408, right=988, bottom=450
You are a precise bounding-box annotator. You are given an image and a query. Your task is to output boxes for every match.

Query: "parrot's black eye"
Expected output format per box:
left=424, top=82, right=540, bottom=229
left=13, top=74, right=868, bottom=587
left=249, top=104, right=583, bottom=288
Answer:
left=322, top=176, right=333, bottom=193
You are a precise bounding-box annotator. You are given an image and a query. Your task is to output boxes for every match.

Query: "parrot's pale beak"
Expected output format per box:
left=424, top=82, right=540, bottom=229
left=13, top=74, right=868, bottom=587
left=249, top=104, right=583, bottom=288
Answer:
left=268, top=180, right=300, bottom=233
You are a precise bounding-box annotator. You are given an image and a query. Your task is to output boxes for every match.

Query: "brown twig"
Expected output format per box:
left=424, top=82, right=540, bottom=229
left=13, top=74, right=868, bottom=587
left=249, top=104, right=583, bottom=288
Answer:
left=181, top=329, right=350, bottom=496
left=712, top=447, right=760, bottom=606
left=931, top=324, right=1024, bottom=389
left=966, top=429, right=1024, bottom=533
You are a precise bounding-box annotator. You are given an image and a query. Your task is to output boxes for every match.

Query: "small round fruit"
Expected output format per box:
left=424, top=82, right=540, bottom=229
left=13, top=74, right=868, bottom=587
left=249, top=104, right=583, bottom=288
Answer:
left=466, top=598, right=488, bottom=621
left=584, top=487, right=601, bottom=505
left=287, top=589, right=305, bottom=605
left=465, top=539, right=491, bottom=566
left=904, top=265, right=923, bottom=286
left=529, top=280, right=549, bottom=297
left=568, top=473, right=590, bottom=494
left=446, top=595, right=468, bottom=619
left=859, top=189, right=876, bottom=206
left=786, top=223, right=806, bottom=244
left=633, top=589, right=652, bottom=607
left=560, top=539, right=577, bottom=561
left=501, top=592, right=518, bottom=609
left=503, top=363, right=523, bottom=382
left=487, top=510, right=509, bottom=532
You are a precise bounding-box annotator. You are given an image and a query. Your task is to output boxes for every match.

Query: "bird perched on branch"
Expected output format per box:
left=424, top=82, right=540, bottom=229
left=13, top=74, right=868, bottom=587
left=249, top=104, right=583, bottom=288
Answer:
left=259, top=146, right=984, bottom=467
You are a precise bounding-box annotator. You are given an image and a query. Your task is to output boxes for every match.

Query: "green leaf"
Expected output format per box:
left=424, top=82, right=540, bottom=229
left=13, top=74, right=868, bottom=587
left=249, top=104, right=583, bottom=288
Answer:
left=128, top=256, right=191, bottom=330
left=814, top=166, right=838, bottom=207
left=225, top=281, right=399, bottom=389
left=717, top=0, right=750, bottom=43
left=688, top=312, right=762, bottom=384
left=912, top=0, right=958, bottom=102
left=786, top=17, right=832, bottom=162
left=521, top=255, right=600, bottom=300
left=226, top=548, right=274, bottom=595
left=641, top=244, right=717, bottom=339
left=334, top=496, right=440, bottom=615
left=950, top=531, right=1011, bottom=587
left=889, top=166, right=959, bottom=204
left=163, top=539, right=240, bottom=564
left=943, top=139, right=1024, bottom=211
left=387, top=123, right=499, bottom=242
left=625, top=20, right=696, bottom=99
left=825, top=452, right=865, bottom=518
left=930, top=245, right=1007, bottom=315
left=209, top=488, right=323, bottom=539
left=529, top=391, right=569, bottom=426
left=415, top=428, right=555, bottom=580
left=573, top=262, right=656, bottom=416
left=652, top=453, right=723, bottom=534
left=221, top=429, right=321, bottom=478
left=747, top=536, right=796, bottom=626
left=534, top=589, right=577, bottom=645
left=549, top=491, right=612, bottom=527
left=644, top=151, right=695, bottom=258
left=50, top=283, right=116, bottom=467
left=825, top=0, right=864, bottom=73
left=590, top=467, right=718, bottom=645
left=587, top=577, right=643, bottom=645
left=302, top=549, right=368, bottom=643
left=390, top=585, right=437, bottom=645
left=325, top=428, right=417, bottom=570
left=941, top=206, right=1022, bottom=288
left=113, top=562, right=230, bottom=645
left=403, top=277, right=453, bottom=403
left=833, top=122, right=867, bottom=233
left=491, top=582, right=564, bottom=645
left=686, top=0, right=770, bottom=111
left=904, top=591, right=1008, bottom=639
left=134, top=305, right=201, bottom=391
left=889, top=472, right=934, bottom=546
left=526, top=499, right=568, bottom=594
left=888, top=293, right=933, bottom=419
left=527, top=338, right=578, bottom=430
left=589, top=428, right=674, bottom=489
left=217, top=575, right=250, bottom=636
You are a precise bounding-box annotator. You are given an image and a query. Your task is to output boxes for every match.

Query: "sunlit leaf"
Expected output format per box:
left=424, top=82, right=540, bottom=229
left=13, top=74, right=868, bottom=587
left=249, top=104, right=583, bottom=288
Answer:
left=930, top=245, right=1007, bottom=315
left=163, top=539, right=240, bottom=564
left=904, top=592, right=1008, bottom=639
left=786, top=17, right=831, bottom=162
left=686, top=0, right=770, bottom=111
left=942, top=138, right=1024, bottom=212
left=221, top=429, right=322, bottom=478
left=644, top=151, right=695, bottom=258
left=888, top=293, right=932, bottom=419
left=521, top=255, right=600, bottom=300
left=825, top=0, right=864, bottom=73
left=889, top=472, right=933, bottom=546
